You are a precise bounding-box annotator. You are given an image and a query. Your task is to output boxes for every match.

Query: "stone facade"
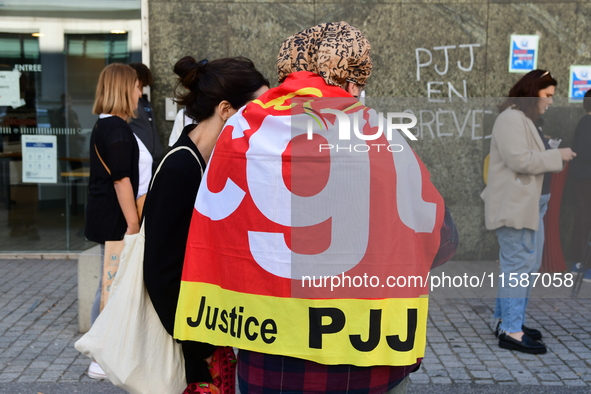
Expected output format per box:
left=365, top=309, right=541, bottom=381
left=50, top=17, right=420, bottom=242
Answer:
left=148, top=0, right=591, bottom=260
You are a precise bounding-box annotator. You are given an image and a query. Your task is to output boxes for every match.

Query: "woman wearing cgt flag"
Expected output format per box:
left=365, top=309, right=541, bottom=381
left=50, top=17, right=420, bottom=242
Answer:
left=175, top=22, right=458, bottom=394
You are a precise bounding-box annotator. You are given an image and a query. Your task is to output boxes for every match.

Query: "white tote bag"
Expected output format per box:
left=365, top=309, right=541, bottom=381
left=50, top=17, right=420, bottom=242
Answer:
left=75, top=225, right=186, bottom=394
left=75, top=146, right=201, bottom=394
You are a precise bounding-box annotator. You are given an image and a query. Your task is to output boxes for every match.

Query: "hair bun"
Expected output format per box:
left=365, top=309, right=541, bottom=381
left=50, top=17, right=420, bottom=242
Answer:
left=173, top=56, right=208, bottom=89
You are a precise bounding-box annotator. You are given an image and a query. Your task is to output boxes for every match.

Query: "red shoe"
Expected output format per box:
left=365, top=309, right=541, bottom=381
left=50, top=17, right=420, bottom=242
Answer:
left=183, top=382, right=220, bottom=394
left=208, top=347, right=237, bottom=394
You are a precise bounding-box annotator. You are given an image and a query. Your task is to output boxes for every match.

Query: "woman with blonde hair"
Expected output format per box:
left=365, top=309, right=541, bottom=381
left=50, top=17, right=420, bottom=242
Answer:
left=84, top=62, right=143, bottom=379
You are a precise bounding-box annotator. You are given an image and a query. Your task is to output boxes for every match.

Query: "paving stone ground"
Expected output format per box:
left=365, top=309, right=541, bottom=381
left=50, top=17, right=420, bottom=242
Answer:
left=0, top=260, right=111, bottom=387
left=0, top=259, right=590, bottom=393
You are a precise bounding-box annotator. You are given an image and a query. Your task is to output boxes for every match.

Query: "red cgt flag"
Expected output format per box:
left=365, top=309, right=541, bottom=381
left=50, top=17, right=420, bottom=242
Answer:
left=174, top=71, right=444, bottom=367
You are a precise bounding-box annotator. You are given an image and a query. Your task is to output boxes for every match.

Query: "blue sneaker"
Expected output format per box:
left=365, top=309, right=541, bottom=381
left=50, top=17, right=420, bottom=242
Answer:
left=572, top=262, right=583, bottom=273
left=584, top=268, right=591, bottom=283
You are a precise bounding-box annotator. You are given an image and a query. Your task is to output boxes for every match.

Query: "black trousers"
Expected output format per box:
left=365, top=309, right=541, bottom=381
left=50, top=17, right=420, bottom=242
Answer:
left=570, top=179, right=591, bottom=262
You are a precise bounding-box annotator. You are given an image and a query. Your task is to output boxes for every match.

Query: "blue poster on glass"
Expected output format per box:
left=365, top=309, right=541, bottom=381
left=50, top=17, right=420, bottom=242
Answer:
left=509, top=35, right=539, bottom=73
left=569, top=66, right=591, bottom=103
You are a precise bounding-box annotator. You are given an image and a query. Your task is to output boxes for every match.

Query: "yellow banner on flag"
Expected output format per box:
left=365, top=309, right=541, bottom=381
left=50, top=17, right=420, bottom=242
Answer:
left=175, top=282, right=428, bottom=367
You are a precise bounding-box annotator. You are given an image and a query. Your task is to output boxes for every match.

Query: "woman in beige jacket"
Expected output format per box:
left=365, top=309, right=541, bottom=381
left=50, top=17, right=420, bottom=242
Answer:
left=483, top=70, right=576, bottom=355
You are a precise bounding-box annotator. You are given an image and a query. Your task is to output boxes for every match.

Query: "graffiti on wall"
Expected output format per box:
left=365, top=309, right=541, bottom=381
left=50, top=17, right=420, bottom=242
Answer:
left=412, top=43, right=492, bottom=139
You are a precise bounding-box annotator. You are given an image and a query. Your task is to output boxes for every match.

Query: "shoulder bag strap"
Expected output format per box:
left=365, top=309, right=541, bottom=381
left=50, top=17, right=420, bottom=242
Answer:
left=94, top=144, right=111, bottom=175
left=149, top=146, right=203, bottom=192
left=93, top=122, right=112, bottom=175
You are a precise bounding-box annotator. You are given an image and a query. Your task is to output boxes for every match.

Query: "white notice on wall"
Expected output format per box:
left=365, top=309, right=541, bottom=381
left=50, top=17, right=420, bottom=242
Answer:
left=509, top=35, right=539, bottom=73
left=569, top=65, right=591, bottom=103
left=22, top=135, right=58, bottom=184
left=0, top=69, right=22, bottom=107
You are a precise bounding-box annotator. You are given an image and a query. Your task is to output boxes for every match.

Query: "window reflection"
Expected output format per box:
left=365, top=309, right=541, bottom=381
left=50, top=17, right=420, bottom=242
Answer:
left=0, top=1, right=142, bottom=252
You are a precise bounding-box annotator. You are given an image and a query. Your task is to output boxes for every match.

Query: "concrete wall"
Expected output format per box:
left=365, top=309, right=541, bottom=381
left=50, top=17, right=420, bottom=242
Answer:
left=148, top=0, right=591, bottom=260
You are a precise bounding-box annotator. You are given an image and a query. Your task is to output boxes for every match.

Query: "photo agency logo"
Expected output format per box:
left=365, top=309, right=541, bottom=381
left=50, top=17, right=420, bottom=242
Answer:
left=303, top=105, right=418, bottom=153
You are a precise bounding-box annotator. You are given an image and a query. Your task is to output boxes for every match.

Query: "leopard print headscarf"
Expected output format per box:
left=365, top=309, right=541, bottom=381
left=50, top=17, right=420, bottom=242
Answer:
left=276, top=21, right=372, bottom=87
